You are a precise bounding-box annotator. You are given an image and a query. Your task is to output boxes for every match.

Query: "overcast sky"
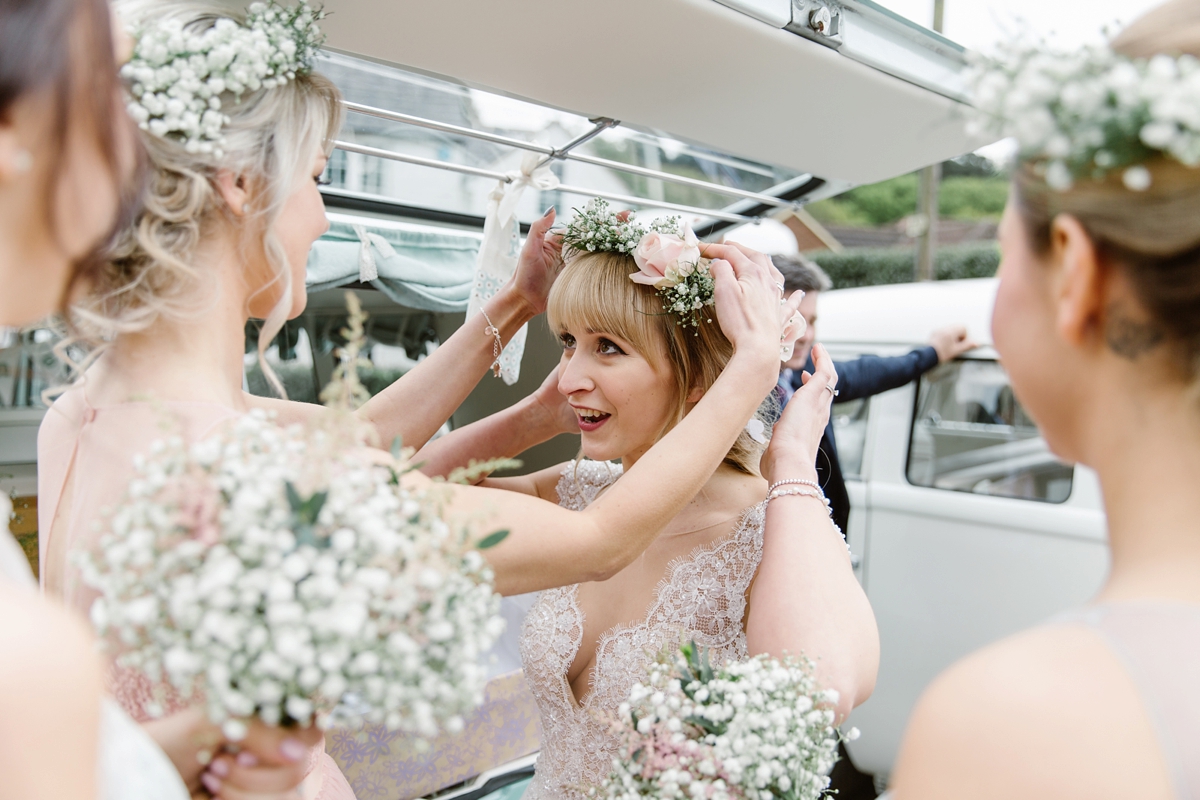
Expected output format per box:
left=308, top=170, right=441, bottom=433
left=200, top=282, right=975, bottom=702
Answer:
left=876, top=0, right=1165, bottom=51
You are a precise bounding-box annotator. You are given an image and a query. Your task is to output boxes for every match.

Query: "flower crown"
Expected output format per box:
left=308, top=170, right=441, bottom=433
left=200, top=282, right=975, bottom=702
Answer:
left=122, top=1, right=326, bottom=156
left=561, top=199, right=716, bottom=329
left=968, top=41, right=1200, bottom=191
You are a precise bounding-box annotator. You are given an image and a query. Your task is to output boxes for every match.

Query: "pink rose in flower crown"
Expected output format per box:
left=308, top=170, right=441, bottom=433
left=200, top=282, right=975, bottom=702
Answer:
left=779, top=290, right=808, bottom=362
left=630, top=225, right=702, bottom=288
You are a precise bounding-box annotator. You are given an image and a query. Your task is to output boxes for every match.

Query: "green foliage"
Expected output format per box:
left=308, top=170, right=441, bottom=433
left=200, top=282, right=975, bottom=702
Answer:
left=937, top=176, right=1008, bottom=220
left=285, top=481, right=329, bottom=548
left=808, top=173, right=1009, bottom=227
left=476, top=529, right=510, bottom=550
left=809, top=241, right=1000, bottom=289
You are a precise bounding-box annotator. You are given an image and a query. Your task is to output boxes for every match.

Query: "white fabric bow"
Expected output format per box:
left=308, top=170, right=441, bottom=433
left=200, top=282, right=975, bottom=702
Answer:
left=351, top=224, right=398, bottom=283
left=467, top=150, right=561, bottom=385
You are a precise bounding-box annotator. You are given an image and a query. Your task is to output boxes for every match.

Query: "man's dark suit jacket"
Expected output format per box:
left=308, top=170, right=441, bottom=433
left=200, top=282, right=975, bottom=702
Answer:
left=784, top=346, right=939, bottom=536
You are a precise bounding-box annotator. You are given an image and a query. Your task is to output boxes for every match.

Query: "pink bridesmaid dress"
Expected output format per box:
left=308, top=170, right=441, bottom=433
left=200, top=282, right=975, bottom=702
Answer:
left=38, top=384, right=357, bottom=800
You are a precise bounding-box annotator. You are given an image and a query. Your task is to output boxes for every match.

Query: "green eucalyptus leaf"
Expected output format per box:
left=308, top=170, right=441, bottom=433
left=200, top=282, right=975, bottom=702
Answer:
left=476, top=529, right=510, bottom=550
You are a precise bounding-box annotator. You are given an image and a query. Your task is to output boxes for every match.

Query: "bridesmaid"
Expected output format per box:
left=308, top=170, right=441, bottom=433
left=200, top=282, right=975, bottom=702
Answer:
left=1, top=2, right=332, bottom=798
left=0, top=0, right=134, bottom=795
left=892, top=3, right=1200, bottom=798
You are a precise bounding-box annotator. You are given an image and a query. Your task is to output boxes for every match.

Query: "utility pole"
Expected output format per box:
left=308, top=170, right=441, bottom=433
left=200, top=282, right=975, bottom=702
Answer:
left=915, top=0, right=945, bottom=281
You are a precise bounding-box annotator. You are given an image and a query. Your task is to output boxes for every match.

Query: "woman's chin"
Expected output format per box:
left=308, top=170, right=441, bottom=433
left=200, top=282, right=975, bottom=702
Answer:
left=579, top=436, right=620, bottom=463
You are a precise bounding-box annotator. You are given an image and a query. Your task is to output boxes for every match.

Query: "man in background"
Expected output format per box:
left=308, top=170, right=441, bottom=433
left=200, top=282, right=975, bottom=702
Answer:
left=773, top=255, right=977, bottom=536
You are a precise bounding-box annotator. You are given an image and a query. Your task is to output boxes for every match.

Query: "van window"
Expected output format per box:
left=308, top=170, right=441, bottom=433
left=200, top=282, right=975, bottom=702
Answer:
left=833, top=397, right=869, bottom=479
left=0, top=328, right=75, bottom=409
left=906, top=360, right=1073, bottom=503
left=244, top=294, right=448, bottom=407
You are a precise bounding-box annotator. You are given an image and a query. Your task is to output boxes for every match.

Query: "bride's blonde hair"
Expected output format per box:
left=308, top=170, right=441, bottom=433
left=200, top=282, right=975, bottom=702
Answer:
left=67, top=0, right=343, bottom=394
left=548, top=251, right=769, bottom=476
left=1014, top=0, right=1200, bottom=389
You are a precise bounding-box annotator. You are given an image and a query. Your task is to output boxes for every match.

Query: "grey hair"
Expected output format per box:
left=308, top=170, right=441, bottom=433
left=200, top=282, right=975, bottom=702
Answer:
left=68, top=0, right=344, bottom=397
left=772, top=254, right=833, bottom=294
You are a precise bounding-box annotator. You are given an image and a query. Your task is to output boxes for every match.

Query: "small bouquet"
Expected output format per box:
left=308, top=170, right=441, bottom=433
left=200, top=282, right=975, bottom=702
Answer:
left=598, top=642, right=856, bottom=800
left=77, top=296, right=507, bottom=743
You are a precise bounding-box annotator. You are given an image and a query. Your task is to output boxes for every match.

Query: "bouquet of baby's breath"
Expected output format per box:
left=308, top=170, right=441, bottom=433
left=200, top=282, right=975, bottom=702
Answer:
left=77, top=295, right=509, bottom=742
left=597, top=642, right=855, bottom=800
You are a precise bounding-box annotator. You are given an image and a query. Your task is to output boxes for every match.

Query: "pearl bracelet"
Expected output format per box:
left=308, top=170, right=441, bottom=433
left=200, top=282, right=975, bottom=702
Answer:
left=765, top=487, right=830, bottom=506
left=767, top=478, right=824, bottom=497
left=480, top=307, right=503, bottom=378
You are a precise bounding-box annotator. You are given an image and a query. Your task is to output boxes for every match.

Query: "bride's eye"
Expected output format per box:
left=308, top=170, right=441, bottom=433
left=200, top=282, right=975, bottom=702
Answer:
left=314, top=172, right=331, bottom=186
left=598, top=338, right=625, bottom=356
left=558, top=333, right=576, bottom=350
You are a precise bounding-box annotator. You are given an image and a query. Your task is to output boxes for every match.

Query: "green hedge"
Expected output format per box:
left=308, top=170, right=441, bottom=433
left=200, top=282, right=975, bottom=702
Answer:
left=808, top=241, right=1000, bottom=290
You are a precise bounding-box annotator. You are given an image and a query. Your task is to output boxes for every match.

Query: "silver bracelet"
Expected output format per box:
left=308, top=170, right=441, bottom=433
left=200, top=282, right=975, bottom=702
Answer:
left=480, top=307, right=503, bottom=378
left=768, top=478, right=823, bottom=497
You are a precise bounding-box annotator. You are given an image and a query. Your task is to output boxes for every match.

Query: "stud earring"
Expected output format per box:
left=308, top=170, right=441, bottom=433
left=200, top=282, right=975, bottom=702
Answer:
left=12, top=149, right=32, bottom=174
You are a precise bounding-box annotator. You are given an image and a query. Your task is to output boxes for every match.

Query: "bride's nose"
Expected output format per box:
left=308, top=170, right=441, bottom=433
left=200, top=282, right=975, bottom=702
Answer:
left=557, top=352, right=595, bottom=395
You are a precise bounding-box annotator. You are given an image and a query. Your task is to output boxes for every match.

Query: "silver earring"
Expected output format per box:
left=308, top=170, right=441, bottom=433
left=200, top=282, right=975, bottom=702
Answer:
left=12, top=149, right=32, bottom=174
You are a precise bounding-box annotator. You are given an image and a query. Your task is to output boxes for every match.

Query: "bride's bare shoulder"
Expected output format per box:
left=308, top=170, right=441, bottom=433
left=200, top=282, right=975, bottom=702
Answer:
left=890, top=624, right=1173, bottom=800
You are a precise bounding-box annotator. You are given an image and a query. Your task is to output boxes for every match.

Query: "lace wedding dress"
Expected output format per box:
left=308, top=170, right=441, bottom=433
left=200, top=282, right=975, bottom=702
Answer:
left=519, top=461, right=766, bottom=800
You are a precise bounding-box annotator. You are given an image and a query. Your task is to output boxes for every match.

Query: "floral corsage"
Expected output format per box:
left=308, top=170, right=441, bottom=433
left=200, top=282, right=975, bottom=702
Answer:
left=562, top=200, right=808, bottom=355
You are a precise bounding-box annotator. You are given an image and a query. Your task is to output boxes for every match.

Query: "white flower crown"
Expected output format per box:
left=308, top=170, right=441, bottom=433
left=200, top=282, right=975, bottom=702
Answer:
left=968, top=42, right=1200, bottom=191
left=122, top=1, right=326, bottom=156
left=560, top=199, right=716, bottom=328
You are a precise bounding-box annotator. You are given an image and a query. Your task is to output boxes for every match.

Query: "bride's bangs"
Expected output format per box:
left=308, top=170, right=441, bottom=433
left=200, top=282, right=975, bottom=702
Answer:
left=548, top=252, right=666, bottom=362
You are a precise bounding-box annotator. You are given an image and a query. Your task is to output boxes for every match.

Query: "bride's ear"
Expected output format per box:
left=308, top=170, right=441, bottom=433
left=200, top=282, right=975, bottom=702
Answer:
left=215, top=169, right=250, bottom=216
left=685, top=385, right=705, bottom=403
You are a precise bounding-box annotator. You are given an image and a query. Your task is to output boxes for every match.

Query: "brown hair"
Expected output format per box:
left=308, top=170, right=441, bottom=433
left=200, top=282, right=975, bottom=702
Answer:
left=0, top=0, right=141, bottom=309
left=548, top=250, right=768, bottom=475
left=773, top=253, right=833, bottom=294
left=1013, top=0, right=1200, bottom=385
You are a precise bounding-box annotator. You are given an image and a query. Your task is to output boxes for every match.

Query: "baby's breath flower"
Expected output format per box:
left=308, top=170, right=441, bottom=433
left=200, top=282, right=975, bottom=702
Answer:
left=122, top=1, right=326, bottom=155
left=968, top=40, right=1200, bottom=191
left=599, top=642, right=853, bottom=800
left=76, top=408, right=503, bottom=742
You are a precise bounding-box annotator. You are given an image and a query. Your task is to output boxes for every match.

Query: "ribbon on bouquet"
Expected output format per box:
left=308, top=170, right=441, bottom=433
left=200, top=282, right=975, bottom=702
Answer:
left=467, top=150, right=559, bottom=385
left=350, top=223, right=398, bottom=283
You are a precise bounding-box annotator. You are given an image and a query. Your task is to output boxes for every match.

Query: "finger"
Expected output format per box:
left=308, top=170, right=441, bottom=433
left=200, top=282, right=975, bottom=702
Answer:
left=524, top=207, right=556, bottom=244
left=698, top=243, right=771, bottom=286
left=783, top=290, right=804, bottom=317
left=238, top=723, right=320, bottom=767
left=721, top=240, right=785, bottom=285
left=616, top=210, right=632, bottom=222
left=211, top=759, right=308, bottom=795
left=811, top=344, right=839, bottom=388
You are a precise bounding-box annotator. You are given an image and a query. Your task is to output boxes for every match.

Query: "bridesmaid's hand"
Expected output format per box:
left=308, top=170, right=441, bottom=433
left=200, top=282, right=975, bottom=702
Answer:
left=200, top=721, right=322, bottom=799
left=761, top=342, right=838, bottom=482
left=702, top=241, right=798, bottom=392
left=533, top=364, right=579, bottom=436
left=508, top=207, right=563, bottom=317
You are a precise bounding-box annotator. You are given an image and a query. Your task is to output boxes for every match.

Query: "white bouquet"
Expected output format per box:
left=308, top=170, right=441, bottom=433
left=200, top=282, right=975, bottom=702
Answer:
left=77, top=297, right=507, bottom=742
left=598, top=642, right=856, bottom=800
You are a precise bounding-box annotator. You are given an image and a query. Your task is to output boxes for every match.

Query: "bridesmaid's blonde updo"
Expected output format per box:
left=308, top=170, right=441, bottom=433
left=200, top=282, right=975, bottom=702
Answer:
left=70, top=0, right=343, bottom=366
left=1013, top=0, right=1200, bottom=389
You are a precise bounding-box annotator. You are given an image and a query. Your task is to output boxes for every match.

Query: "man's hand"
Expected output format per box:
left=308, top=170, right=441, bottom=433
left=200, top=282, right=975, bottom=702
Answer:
left=929, top=325, right=977, bottom=363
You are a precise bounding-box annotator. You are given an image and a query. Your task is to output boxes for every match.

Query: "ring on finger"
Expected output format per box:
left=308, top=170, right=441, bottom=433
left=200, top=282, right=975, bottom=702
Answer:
left=823, top=384, right=839, bottom=397
left=775, top=282, right=785, bottom=295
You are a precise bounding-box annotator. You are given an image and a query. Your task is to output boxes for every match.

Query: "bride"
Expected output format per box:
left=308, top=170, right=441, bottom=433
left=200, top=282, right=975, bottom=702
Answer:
left=419, top=206, right=880, bottom=799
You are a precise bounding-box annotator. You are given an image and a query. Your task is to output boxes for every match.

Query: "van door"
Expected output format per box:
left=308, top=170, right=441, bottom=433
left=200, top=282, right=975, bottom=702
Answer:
left=845, top=356, right=1109, bottom=780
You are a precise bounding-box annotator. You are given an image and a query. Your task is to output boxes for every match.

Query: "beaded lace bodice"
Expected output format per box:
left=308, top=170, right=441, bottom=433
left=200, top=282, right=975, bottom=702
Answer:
left=519, top=461, right=766, bottom=800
